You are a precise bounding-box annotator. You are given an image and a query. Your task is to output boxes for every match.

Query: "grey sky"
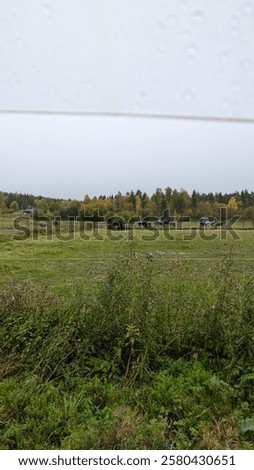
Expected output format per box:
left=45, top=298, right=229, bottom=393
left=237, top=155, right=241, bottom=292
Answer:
left=1, top=0, right=254, bottom=199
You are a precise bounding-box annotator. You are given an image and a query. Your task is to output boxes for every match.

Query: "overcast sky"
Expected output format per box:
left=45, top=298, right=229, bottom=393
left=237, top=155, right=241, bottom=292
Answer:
left=1, top=0, right=254, bottom=199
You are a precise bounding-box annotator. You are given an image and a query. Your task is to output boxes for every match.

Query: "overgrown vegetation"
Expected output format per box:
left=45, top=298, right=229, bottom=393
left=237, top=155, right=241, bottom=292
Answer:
left=0, top=247, right=254, bottom=450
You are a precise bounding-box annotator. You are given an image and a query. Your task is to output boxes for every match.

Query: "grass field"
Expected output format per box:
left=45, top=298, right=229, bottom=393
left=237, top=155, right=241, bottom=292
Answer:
left=0, top=214, right=254, bottom=449
left=1, top=215, right=253, bottom=289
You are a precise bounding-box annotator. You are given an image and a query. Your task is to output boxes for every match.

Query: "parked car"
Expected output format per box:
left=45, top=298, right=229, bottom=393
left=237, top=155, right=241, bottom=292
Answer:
left=199, top=216, right=223, bottom=228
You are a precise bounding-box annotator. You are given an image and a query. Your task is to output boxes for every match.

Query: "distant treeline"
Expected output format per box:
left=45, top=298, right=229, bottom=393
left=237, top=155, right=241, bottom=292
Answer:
left=1, top=188, right=254, bottom=219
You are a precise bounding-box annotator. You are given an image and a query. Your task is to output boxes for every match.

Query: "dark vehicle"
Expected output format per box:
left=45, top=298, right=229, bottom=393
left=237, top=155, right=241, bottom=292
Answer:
left=158, top=216, right=176, bottom=227
left=107, top=216, right=125, bottom=230
left=199, top=216, right=223, bottom=228
left=138, top=216, right=160, bottom=229
left=159, top=215, right=191, bottom=227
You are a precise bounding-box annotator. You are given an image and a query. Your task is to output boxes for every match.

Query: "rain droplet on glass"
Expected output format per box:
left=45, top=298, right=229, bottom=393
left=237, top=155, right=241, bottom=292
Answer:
left=42, top=3, right=54, bottom=17
left=219, top=51, right=230, bottom=64
left=154, top=20, right=165, bottom=34
left=139, top=90, right=147, bottom=100
left=243, top=58, right=253, bottom=69
left=185, top=44, right=198, bottom=57
left=134, top=103, right=141, bottom=113
left=242, top=2, right=253, bottom=15
left=242, top=40, right=251, bottom=54
left=230, top=15, right=240, bottom=27
left=183, top=90, right=193, bottom=102
left=222, top=99, right=230, bottom=110
left=167, top=15, right=178, bottom=26
left=230, top=26, right=240, bottom=37
left=231, top=82, right=239, bottom=94
left=182, top=30, right=191, bottom=41
left=192, top=10, right=205, bottom=21
left=14, top=76, right=22, bottom=86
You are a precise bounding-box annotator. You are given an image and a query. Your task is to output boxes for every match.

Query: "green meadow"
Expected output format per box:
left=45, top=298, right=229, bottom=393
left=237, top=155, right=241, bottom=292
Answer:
left=0, top=215, right=254, bottom=449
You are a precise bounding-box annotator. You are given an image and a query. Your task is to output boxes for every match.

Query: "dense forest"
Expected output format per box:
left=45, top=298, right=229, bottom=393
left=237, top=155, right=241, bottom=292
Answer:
left=1, top=188, right=254, bottom=220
